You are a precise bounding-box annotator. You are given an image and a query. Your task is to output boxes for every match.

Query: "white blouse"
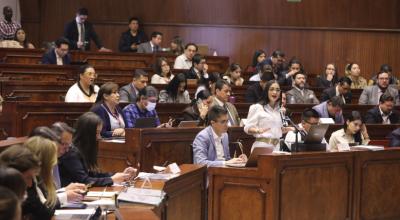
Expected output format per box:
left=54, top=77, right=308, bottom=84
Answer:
left=151, top=74, right=174, bottom=84
left=328, top=128, right=370, bottom=152
left=65, top=83, right=99, bottom=103
left=244, top=103, right=283, bottom=139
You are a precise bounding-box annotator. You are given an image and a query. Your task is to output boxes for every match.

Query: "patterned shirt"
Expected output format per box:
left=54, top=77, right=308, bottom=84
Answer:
left=122, top=103, right=161, bottom=128
left=0, top=19, right=21, bottom=40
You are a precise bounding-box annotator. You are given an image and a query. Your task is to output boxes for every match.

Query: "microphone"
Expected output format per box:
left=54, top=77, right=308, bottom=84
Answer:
left=283, top=115, right=307, bottom=137
left=279, top=106, right=288, bottom=127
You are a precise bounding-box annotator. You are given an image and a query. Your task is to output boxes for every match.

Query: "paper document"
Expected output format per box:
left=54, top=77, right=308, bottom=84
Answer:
left=118, top=187, right=165, bottom=206
left=352, top=145, right=384, bottom=151
left=137, top=172, right=178, bottom=180
left=86, top=191, right=116, bottom=198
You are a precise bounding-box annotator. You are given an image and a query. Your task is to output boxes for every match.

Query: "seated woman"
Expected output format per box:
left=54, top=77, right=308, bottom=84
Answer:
left=59, top=112, right=136, bottom=187
left=91, top=82, right=127, bottom=138
left=159, top=73, right=191, bottom=103
left=329, top=111, right=370, bottom=151
left=345, top=63, right=367, bottom=89
left=65, top=65, right=99, bottom=102
left=169, top=36, right=184, bottom=56
left=23, top=136, right=59, bottom=220
left=14, top=28, right=35, bottom=49
left=246, top=49, right=266, bottom=74
left=223, top=63, right=244, bottom=86
left=316, top=63, right=338, bottom=88
left=151, top=57, right=174, bottom=84
left=182, top=90, right=213, bottom=126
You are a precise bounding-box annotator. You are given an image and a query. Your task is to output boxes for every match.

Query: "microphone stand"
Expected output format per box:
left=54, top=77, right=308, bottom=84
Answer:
left=283, top=116, right=306, bottom=152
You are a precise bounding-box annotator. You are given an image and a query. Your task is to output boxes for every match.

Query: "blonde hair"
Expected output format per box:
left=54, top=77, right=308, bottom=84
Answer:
left=24, top=136, right=58, bottom=208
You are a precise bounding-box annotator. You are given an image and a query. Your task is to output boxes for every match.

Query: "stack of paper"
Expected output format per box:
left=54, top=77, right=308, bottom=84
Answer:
left=352, top=145, right=384, bottom=151
left=54, top=208, right=95, bottom=220
left=136, top=172, right=178, bottom=180
left=118, top=187, right=165, bottom=206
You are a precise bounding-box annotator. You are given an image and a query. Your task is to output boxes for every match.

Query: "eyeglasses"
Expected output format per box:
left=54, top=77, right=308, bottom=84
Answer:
left=215, top=120, right=228, bottom=124
left=269, top=88, right=281, bottom=92
left=84, top=72, right=97, bottom=77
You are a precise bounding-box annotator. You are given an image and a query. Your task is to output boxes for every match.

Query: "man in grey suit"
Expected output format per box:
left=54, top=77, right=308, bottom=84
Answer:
left=137, top=31, right=163, bottom=53
left=193, top=105, right=246, bottom=167
left=312, top=96, right=344, bottom=124
left=210, top=80, right=241, bottom=126
left=359, top=71, right=399, bottom=105
left=119, top=69, right=148, bottom=103
left=286, top=71, right=319, bottom=104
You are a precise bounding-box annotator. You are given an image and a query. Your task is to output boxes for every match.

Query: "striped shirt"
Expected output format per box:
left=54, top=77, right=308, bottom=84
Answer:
left=0, top=19, right=21, bottom=40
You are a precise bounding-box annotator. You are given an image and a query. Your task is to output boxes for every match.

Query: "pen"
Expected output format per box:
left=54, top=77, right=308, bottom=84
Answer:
left=99, top=186, right=107, bottom=200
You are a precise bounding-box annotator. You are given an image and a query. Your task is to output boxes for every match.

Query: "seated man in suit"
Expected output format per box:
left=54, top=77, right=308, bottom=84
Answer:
left=119, top=69, right=148, bottom=103
left=41, top=37, right=71, bottom=65
left=359, top=71, right=399, bottom=105
left=174, top=43, right=198, bottom=69
left=64, top=8, right=111, bottom=51
left=321, top=77, right=352, bottom=104
left=284, top=108, right=327, bottom=151
left=210, top=80, right=240, bottom=126
left=286, top=71, right=319, bottom=104
left=193, top=105, right=246, bottom=167
left=186, top=54, right=208, bottom=80
left=137, top=31, right=162, bottom=53
left=245, top=69, right=274, bottom=103
left=365, top=93, right=400, bottom=124
left=118, top=17, right=148, bottom=52
left=312, top=96, right=344, bottom=124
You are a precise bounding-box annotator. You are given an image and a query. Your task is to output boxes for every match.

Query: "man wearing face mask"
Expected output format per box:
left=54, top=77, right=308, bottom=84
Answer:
left=286, top=71, right=319, bottom=104
left=123, top=86, right=172, bottom=128
left=41, top=37, right=71, bottom=65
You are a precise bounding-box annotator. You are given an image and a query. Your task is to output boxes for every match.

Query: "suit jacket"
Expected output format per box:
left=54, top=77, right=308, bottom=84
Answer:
left=64, top=19, right=103, bottom=50
left=245, top=82, right=263, bottom=103
left=320, top=86, right=352, bottom=104
left=312, top=101, right=344, bottom=124
left=359, top=85, right=399, bottom=105
left=119, top=83, right=137, bottom=103
left=118, top=30, right=148, bottom=52
left=316, top=75, right=337, bottom=88
left=389, top=128, right=400, bottom=147
left=137, top=41, right=158, bottom=53
left=23, top=180, right=56, bottom=220
left=286, top=87, right=319, bottom=104
left=90, top=103, right=128, bottom=138
left=364, top=106, right=400, bottom=124
left=59, top=147, right=113, bottom=187
left=210, top=96, right=240, bottom=126
left=41, top=48, right=71, bottom=65
left=192, top=126, right=231, bottom=167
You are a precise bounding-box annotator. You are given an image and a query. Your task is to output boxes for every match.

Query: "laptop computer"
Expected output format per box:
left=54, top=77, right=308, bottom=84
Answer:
left=178, top=120, right=199, bottom=128
left=54, top=206, right=101, bottom=220
left=134, top=117, right=157, bottom=128
left=225, top=147, right=274, bottom=168
left=303, top=124, right=329, bottom=144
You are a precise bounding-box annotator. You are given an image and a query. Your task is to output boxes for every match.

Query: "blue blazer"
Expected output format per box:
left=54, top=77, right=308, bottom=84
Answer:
left=41, top=48, right=71, bottom=65
left=90, top=103, right=128, bottom=138
left=312, top=101, right=344, bottom=124
left=193, top=126, right=231, bottom=167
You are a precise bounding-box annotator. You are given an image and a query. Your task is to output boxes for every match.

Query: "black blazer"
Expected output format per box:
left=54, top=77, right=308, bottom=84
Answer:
left=185, top=67, right=201, bottom=80
left=22, top=180, right=57, bottom=220
left=59, top=147, right=113, bottom=187
left=64, top=19, right=103, bottom=50
left=41, top=49, right=71, bottom=65
left=316, top=75, right=337, bottom=89
left=118, top=30, right=148, bottom=52
left=90, top=103, right=128, bottom=138
left=320, top=86, right=352, bottom=104
left=364, top=106, right=400, bottom=124
left=245, top=82, right=263, bottom=103
left=182, top=105, right=206, bottom=126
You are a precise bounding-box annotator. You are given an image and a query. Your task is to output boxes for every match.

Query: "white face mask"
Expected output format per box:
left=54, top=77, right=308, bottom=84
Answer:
left=146, top=102, right=156, bottom=111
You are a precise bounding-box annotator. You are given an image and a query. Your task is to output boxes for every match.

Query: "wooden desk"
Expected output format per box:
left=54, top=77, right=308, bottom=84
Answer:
left=208, top=148, right=400, bottom=220
left=91, top=164, right=206, bottom=220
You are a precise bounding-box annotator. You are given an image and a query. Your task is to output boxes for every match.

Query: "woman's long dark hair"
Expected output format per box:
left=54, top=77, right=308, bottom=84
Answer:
left=95, top=82, right=119, bottom=104
left=344, top=111, right=363, bottom=144
left=154, top=57, right=172, bottom=78
left=73, top=112, right=103, bottom=172
left=258, top=80, right=281, bottom=106
left=251, top=49, right=266, bottom=67
left=13, top=28, right=29, bottom=48
left=165, top=73, right=187, bottom=100
left=320, top=63, right=339, bottom=84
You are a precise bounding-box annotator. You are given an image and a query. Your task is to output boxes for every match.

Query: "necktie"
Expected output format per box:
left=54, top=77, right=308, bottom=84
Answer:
left=224, top=104, right=235, bottom=126
left=80, top=23, right=85, bottom=49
